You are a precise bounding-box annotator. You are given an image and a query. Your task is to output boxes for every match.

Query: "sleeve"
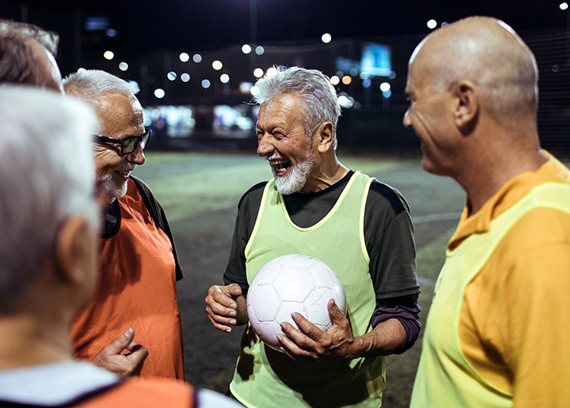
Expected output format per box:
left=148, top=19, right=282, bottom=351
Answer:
left=370, top=293, right=421, bottom=354
left=365, top=184, right=420, bottom=299
left=364, top=182, right=421, bottom=352
left=222, top=182, right=266, bottom=294
left=502, top=242, right=570, bottom=406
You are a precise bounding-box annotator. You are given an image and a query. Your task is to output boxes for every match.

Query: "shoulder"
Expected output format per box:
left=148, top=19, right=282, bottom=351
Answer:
left=103, top=378, right=192, bottom=405
left=238, top=181, right=268, bottom=209
left=367, top=179, right=410, bottom=216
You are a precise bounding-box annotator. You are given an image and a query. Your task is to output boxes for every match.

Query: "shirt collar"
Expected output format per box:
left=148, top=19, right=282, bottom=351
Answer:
left=448, top=152, right=570, bottom=250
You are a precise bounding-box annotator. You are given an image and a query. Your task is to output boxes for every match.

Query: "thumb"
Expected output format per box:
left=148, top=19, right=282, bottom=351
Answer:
left=104, top=327, right=135, bottom=354
left=328, top=299, right=345, bottom=323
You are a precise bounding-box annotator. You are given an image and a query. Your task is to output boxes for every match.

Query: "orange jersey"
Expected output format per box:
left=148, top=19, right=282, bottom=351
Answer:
left=72, top=178, right=184, bottom=379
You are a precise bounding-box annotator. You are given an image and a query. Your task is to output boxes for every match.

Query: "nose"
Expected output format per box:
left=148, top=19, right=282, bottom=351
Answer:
left=126, top=143, right=145, bottom=165
left=256, top=133, right=274, bottom=158
left=403, top=109, right=411, bottom=128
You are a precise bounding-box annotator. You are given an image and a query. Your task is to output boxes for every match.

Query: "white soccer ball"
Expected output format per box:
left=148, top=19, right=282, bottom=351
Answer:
left=246, top=254, right=346, bottom=350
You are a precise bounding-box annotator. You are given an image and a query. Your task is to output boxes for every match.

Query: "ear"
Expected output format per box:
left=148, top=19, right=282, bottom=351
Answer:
left=314, top=121, right=335, bottom=153
left=54, top=215, right=97, bottom=286
left=451, top=80, right=478, bottom=135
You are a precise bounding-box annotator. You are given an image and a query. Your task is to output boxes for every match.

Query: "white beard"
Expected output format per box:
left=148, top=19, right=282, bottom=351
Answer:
left=274, top=156, right=314, bottom=195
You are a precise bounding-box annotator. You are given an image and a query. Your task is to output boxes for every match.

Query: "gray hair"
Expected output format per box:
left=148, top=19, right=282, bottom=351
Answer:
left=254, top=67, right=341, bottom=148
left=63, top=69, right=139, bottom=107
left=0, top=19, right=59, bottom=55
left=0, top=87, right=98, bottom=312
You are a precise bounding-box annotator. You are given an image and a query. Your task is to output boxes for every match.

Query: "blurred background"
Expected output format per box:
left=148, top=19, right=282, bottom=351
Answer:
left=2, top=1, right=568, bottom=406
left=1, top=0, right=569, bottom=156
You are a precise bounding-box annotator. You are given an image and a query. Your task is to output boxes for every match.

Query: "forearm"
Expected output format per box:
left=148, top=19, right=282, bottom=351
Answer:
left=346, top=318, right=407, bottom=358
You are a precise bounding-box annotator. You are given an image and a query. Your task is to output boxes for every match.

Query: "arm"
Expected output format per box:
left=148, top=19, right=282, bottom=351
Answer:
left=504, top=243, right=570, bottom=406
left=279, top=182, right=421, bottom=359
left=205, top=183, right=265, bottom=333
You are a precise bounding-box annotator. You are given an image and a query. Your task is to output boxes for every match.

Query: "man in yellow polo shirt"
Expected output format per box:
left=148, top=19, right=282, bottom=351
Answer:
left=404, top=16, right=570, bottom=407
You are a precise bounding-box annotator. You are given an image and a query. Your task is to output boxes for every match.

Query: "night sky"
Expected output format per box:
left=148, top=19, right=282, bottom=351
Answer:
left=12, top=0, right=570, bottom=59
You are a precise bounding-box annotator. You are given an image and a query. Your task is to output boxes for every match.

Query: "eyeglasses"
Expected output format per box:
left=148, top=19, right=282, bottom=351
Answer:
left=93, top=128, right=151, bottom=155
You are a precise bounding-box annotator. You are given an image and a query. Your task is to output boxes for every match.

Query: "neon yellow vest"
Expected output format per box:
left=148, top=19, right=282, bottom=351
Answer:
left=230, top=172, right=385, bottom=407
left=411, top=182, right=570, bottom=407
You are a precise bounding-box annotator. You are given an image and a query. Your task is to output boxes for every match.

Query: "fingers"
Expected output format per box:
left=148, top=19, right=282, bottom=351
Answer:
left=125, top=345, right=149, bottom=376
left=205, top=284, right=239, bottom=333
left=277, top=325, right=319, bottom=360
left=104, top=327, right=135, bottom=354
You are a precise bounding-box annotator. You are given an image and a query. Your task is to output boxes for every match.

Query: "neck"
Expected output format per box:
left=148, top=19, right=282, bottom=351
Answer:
left=0, top=313, right=73, bottom=370
left=300, top=155, right=349, bottom=193
left=457, top=141, right=547, bottom=215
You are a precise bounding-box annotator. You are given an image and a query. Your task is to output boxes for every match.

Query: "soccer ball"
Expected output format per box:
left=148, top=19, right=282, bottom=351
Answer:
left=246, top=254, right=346, bottom=350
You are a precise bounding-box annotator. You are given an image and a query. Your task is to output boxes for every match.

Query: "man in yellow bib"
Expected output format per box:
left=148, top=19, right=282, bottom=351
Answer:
left=404, top=17, right=570, bottom=407
left=205, top=67, right=421, bottom=407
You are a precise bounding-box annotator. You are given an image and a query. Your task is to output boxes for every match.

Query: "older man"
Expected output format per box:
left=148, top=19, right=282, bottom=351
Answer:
left=0, top=19, right=62, bottom=91
left=205, top=67, right=420, bottom=407
left=64, top=70, right=185, bottom=379
left=404, top=17, right=570, bottom=407
left=0, top=87, right=240, bottom=407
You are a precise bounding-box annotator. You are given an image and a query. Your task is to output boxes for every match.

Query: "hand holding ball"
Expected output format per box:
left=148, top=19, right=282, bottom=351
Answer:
left=246, top=254, right=346, bottom=350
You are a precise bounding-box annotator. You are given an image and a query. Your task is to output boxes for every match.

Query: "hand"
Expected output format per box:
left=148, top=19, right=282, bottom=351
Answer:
left=91, top=327, right=148, bottom=376
left=278, top=299, right=356, bottom=360
left=205, top=283, right=245, bottom=333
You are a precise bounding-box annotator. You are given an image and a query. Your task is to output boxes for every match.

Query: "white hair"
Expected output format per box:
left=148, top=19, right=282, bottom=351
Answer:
left=0, top=87, right=98, bottom=311
left=63, top=69, right=139, bottom=107
left=254, top=67, right=341, bottom=148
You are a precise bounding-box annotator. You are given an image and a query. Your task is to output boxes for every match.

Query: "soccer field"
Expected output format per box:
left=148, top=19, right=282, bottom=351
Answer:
left=133, top=150, right=466, bottom=407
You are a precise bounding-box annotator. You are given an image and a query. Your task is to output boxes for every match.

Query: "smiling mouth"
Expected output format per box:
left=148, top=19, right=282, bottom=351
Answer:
left=270, top=160, right=291, bottom=177
left=115, top=170, right=132, bottom=179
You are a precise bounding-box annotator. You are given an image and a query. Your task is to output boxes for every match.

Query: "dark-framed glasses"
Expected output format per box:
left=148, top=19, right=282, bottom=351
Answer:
left=93, top=128, right=151, bottom=155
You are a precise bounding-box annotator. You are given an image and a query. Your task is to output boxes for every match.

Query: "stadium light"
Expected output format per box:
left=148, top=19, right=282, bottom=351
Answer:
left=181, top=73, right=190, bottom=82
left=341, top=75, right=352, bottom=85
left=201, top=79, right=211, bottom=89
left=193, top=54, right=202, bottom=63
left=154, top=88, right=165, bottom=99
left=242, top=44, right=252, bottom=54
left=255, top=46, right=265, bottom=55
left=321, top=33, right=332, bottom=43
left=560, top=2, right=569, bottom=10
left=330, top=76, right=340, bottom=86
left=380, top=82, right=391, bottom=92
left=179, top=52, right=190, bottom=62
left=103, top=50, right=114, bottom=60
left=266, top=66, right=279, bottom=77
left=220, top=74, right=230, bottom=83
left=253, top=68, right=264, bottom=78
left=167, top=71, right=177, bottom=81
left=250, top=85, right=260, bottom=96
left=427, top=19, right=437, bottom=29
left=118, top=62, right=128, bottom=72
left=212, top=60, right=223, bottom=70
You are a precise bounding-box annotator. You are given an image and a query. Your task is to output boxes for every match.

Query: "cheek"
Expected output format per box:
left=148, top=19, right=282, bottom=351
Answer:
left=95, top=150, right=122, bottom=175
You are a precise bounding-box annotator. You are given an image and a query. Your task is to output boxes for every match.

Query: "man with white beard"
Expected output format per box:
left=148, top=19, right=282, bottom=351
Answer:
left=205, top=67, right=420, bottom=407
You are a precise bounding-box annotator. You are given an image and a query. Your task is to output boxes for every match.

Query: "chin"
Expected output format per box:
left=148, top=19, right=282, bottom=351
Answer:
left=112, top=181, right=129, bottom=199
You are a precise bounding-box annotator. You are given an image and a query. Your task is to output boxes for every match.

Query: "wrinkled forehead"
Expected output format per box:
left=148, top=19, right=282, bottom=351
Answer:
left=95, top=93, right=144, bottom=136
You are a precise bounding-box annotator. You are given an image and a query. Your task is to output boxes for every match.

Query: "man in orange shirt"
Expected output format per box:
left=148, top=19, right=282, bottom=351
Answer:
left=64, top=69, right=185, bottom=379
left=404, top=17, right=570, bottom=406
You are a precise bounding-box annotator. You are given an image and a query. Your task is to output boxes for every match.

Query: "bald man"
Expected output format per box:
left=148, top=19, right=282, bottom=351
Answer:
left=404, top=17, right=570, bottom=407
